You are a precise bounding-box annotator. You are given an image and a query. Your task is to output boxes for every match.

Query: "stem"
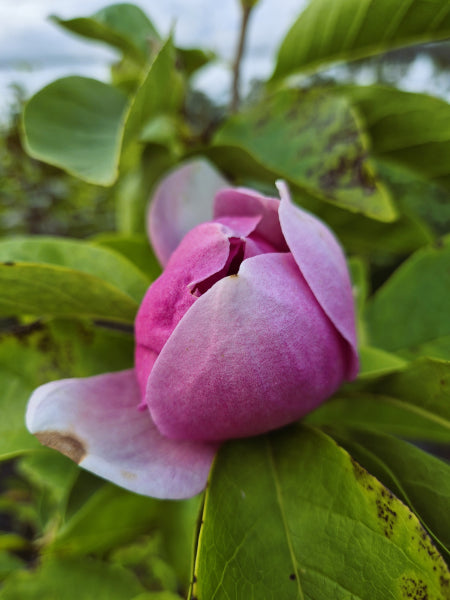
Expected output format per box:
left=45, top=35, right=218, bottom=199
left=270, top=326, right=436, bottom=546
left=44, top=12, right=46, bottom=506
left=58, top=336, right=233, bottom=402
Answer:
left=230, top=4, right=253, bottom=113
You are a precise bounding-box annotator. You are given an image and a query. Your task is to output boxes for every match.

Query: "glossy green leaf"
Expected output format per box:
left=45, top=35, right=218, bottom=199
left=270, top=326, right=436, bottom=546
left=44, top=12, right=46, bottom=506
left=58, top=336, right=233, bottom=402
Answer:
left=273, top=0, right=450, bottom=79
left=343, top=86, right=450, bottom=191
left=0, top=557, right=144, bottom=600
left=308, top=358, right=450, bottom=442
left=0, top=236, right=151, bottom=304
left=51, top=4, right=160, bottom=64
left=48, top=483, right=159, bottom=556
left=193, top=425, right=450, bottom=599
left=325, top=428, right=450, bottom=557
left=22, top=77, right=128, bottom=185
left=367, top=235, right=450, bottom=354
left=214, top=89, right=395, bottom=220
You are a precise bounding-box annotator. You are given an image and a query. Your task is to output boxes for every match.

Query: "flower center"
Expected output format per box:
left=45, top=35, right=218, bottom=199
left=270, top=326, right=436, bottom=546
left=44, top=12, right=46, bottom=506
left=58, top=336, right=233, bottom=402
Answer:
left=191, top=237, right=245, bottom=297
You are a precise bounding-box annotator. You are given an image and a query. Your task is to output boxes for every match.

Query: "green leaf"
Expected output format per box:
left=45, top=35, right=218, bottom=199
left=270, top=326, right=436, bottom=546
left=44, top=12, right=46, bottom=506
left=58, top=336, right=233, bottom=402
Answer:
left=21, top=38, right=180, bottom=186
left=214, top=89, right=396, bottom=221
left=366, top=235, right=450, bottom=355
left=0, top=236, right=151, bottom=304
left=273, top=0, right=450, bottom=79
left=0, top=318, right=134, bottom=460
left=123, top=37, right=182, bottom=145
left=92, top=233, right=162, bottom=280
left=0, top=557, right=144, bottom=600
left=308, top=358, right=450, bottom=442
left=48, top=483, right=159, bottom=556
left=0, top=370, right=40, bottom=459
left=51, top=4, right=161, bottom=64
left=359, top=346, right=408, bottom=378
left=375, top=159, right=450, bottom=237
left=177, top=47, right=216, bottom=76
left=0, top=262, right=137, bottom=322
left=343, top=86, right=450, bottom=192
left=325, top=428, right=450, bottom=557
left=22, top=77, right=128, bottom=185
left=193, top=425, right=450, bottom=599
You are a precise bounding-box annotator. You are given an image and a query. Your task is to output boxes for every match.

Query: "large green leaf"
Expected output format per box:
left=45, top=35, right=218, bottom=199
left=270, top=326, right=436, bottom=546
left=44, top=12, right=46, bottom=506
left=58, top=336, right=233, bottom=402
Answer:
left=0, top=557, right=144, bottom=600
left=22, top=77, right=128, bottom=185
left=366, top=235, right=450, bottom=355
left=0, top=236, right=150, bottom=304
left=343, top=86, right=450, bottom=192
left=308, top=358, right=450, bottom=442
left=51, top=4, right=160, bottom=64
left=273, top=0, right=450, bottom=79
left=21, top=39, right=179, bottom=186
left=0, top=318, right=134, bottom=460
left=213, top=89, right=395, bottom=221
left=193, top=425, right=450, bottom=599
left=325, top=428, right=450, bottom=557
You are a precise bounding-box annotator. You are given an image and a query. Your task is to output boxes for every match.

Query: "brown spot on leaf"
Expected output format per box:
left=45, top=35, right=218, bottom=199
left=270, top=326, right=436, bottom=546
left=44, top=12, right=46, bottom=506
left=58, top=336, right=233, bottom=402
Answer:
left=36, top=431, right=86, bottom=463
left=3, top=261, right=15, bottom=266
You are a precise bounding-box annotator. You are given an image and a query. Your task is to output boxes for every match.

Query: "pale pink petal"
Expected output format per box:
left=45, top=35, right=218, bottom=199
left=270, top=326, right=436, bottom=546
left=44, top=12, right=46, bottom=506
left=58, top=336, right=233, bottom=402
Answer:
left=26, top=370, right=217, bottom=499
left=214, top=188, right=288, bottom=251
left=147, top=253, right=351, bottom=442
left=277, top=181, right=359, bottom=379
left=148, top=158, right=228, bottom=265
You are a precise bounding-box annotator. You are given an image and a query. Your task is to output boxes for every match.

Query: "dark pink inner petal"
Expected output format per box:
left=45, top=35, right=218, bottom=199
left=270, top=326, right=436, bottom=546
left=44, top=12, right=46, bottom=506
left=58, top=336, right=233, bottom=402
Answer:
left=214, top=188, right=289, bottom=252
left=191, top=237, right=245, bottom=297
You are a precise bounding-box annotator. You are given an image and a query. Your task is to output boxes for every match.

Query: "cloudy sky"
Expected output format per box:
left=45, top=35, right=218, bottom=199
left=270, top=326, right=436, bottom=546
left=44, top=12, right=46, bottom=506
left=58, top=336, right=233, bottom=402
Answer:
left=0, top=0, right=306, bottom=119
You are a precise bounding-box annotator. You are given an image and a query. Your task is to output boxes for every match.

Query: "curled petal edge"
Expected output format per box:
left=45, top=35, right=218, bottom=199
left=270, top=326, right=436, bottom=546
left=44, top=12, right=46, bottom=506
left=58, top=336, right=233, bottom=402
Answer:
left=26, top=370, right=217, bottom=499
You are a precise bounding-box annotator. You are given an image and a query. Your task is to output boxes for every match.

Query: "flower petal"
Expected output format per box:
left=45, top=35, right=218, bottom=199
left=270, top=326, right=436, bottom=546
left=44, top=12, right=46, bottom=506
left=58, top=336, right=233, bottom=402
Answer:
left=148, top=158, right=228, bottom=266
left=277, top=181, right=359, bottom=379
left=135, top=218, right=259, bottom=396
left=214, top=187, right=288, bottom=251
left=26, top=370, right=217, bottom=499
left=147, top=253, right=350, bottom=442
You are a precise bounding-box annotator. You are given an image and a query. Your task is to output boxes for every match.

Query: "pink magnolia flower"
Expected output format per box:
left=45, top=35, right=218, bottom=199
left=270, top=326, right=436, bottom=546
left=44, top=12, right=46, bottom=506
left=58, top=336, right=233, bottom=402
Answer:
left=26, top=160, right=359, bottom=499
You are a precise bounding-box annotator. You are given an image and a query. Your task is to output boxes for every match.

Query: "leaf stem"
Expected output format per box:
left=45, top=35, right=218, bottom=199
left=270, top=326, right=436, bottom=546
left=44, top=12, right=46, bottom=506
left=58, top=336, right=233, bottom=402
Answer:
left=230, top=3, right=253, bottom=113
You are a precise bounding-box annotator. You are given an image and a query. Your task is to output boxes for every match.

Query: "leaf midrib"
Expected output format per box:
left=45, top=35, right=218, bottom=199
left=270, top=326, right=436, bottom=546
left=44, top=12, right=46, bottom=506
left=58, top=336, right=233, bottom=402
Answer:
left=266, top=439, right=305, bottom=600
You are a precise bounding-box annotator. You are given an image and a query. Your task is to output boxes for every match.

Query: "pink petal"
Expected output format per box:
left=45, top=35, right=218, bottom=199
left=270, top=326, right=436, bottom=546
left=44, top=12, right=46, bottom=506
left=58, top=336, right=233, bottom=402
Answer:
left=147, top=253, right=351, bottom=442
left=26, top=370, right=217, bottom=499
left=135, top=218, right=259, bottom=396
left=277, top=181, right=359, bottom=379
left=148, top=158, right=228, bottom=266
left=214, top=188, right=289, bottom=251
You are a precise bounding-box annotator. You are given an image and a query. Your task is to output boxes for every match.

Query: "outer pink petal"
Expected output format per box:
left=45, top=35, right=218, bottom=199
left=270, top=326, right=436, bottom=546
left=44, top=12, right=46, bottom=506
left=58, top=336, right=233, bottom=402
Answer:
left=277, top=181, right=359, bottom=379
left=26, top=370, right=217, bottom=499
left=148, top=158, right=228, bottom=266
left=135, top=218, right=259, bottom=396
left=214, top=188, right=288, bottom=251
left=147, top=253, right=350, bottom=442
